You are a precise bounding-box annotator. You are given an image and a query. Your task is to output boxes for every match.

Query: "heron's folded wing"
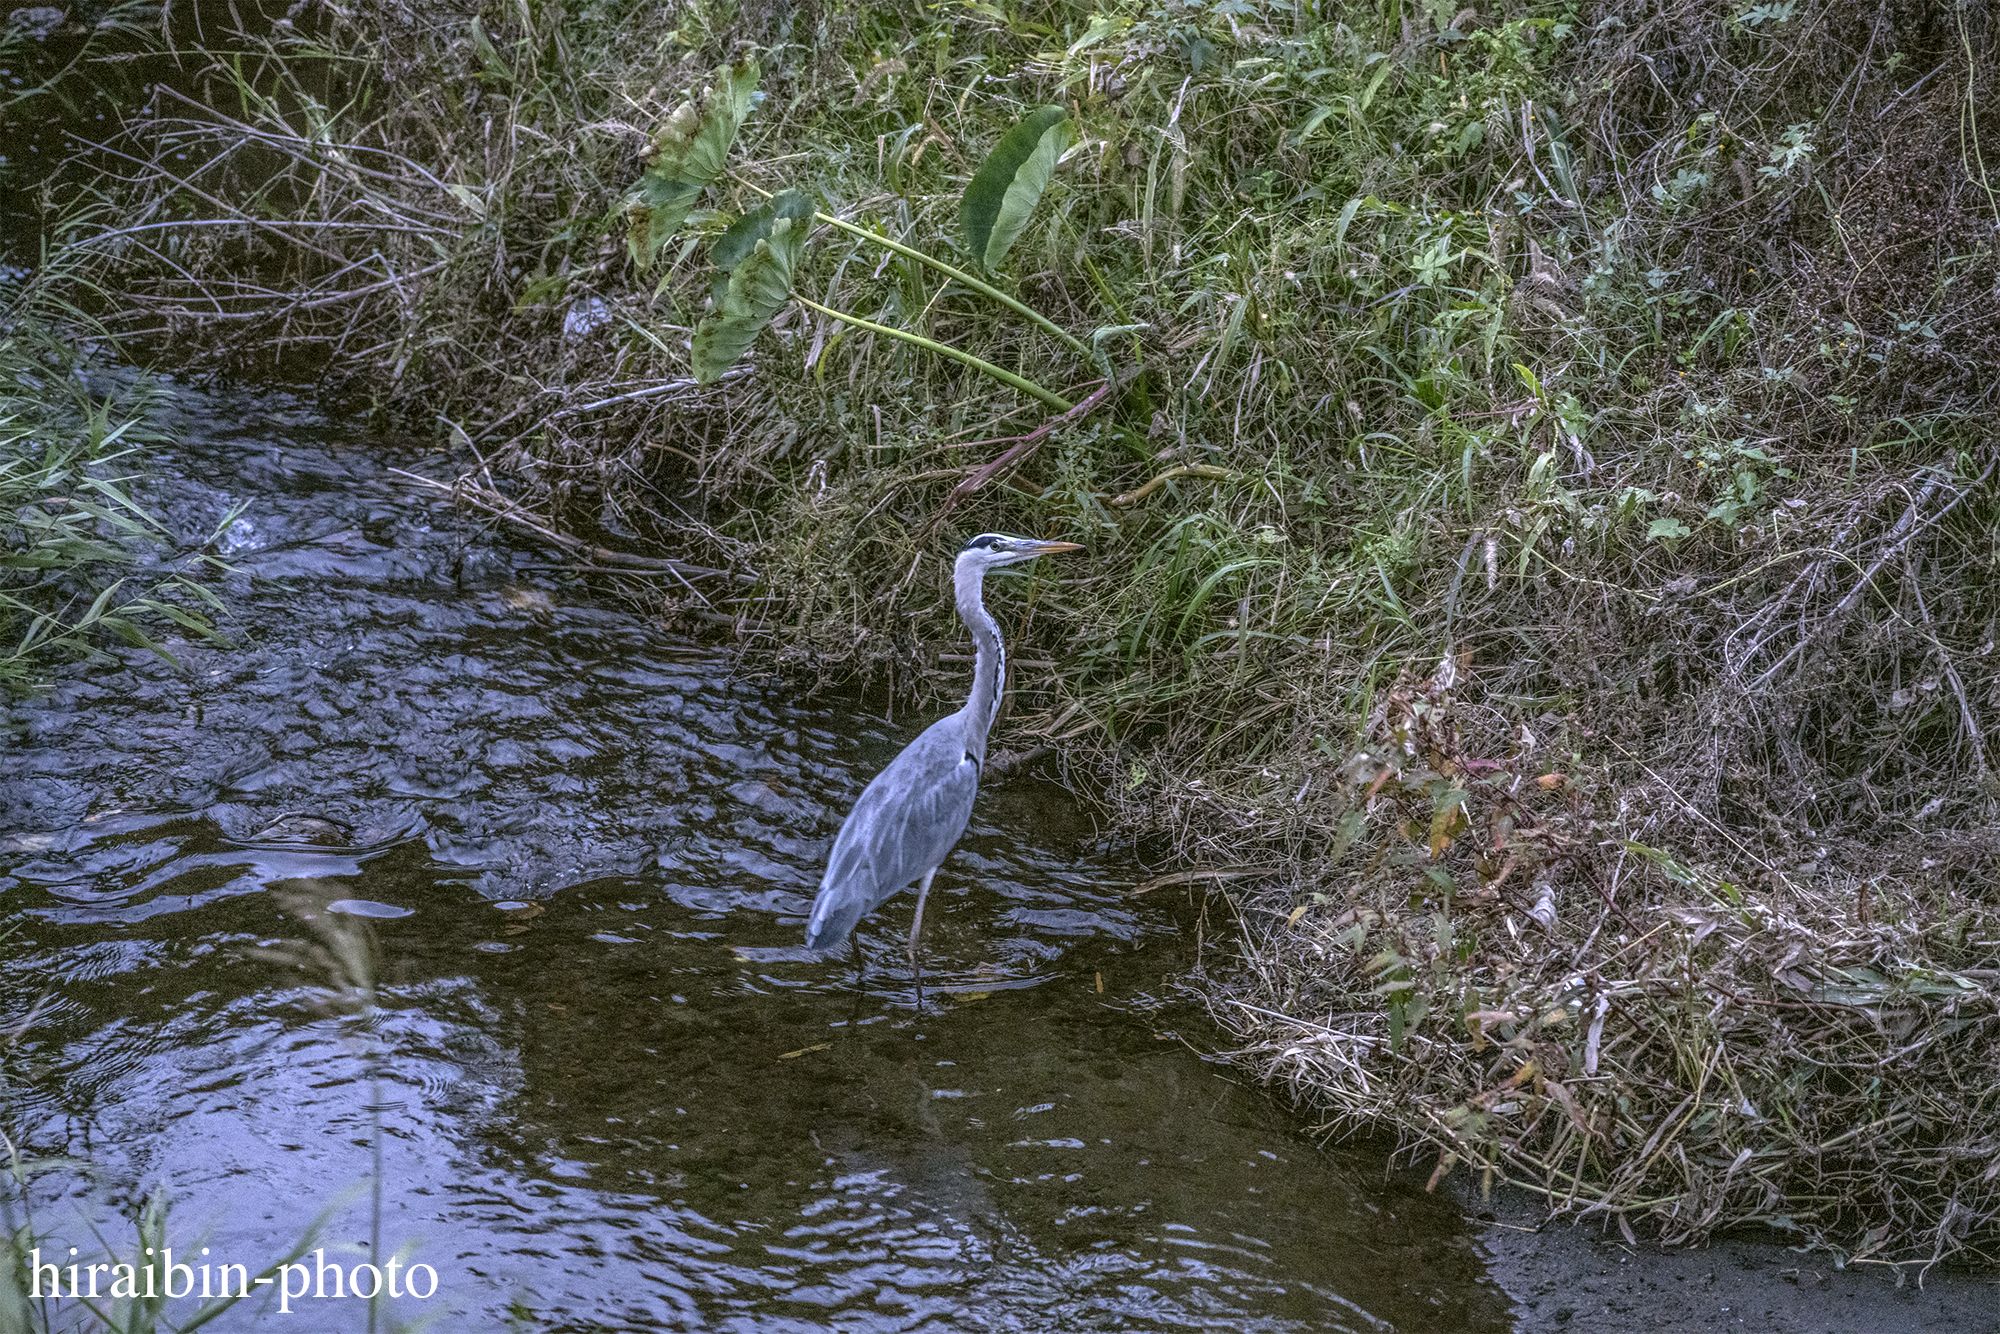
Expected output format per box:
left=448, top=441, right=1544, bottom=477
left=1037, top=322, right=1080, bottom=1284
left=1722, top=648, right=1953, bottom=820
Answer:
left=823, top=725, right=980, bottom=911
left=884, top=747, right=980, bottom=885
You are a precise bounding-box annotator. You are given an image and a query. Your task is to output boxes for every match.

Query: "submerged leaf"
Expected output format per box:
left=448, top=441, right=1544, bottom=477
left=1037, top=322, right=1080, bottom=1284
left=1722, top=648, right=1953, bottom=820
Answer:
left=625, top=59, right=761, bottom=271
left=690, top=214, right=810, bottom=382
left=960, top=105, right=1072, bottom=271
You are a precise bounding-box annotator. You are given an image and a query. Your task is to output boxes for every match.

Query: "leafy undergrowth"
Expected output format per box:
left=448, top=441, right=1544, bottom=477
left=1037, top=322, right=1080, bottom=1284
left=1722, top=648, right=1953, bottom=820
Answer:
left=43, top=0, right=2000, bottom=1264
left=0, top=300, right=232, bottom=692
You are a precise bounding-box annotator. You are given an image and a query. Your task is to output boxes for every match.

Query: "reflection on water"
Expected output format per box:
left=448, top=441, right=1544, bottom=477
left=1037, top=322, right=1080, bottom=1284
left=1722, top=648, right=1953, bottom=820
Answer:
left=0, top=385, right=1511, bottom=1331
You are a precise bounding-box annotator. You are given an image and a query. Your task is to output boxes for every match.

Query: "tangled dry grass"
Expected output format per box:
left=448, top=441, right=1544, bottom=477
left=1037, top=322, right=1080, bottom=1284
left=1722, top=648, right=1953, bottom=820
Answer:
left=33, top=0, right=2000, bottom=1265
left=1209, top=665, right=2000, bottom=1270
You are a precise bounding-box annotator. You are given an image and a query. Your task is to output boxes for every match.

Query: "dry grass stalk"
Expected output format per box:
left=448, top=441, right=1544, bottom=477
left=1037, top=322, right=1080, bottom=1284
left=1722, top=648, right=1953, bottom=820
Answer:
left=1204, top=669, right=2000, bottom=1267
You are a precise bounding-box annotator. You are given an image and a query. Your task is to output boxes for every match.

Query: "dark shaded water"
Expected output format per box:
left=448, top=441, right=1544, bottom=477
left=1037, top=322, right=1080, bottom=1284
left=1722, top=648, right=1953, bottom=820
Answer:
left=0, top=385, right=1511, bottom=1330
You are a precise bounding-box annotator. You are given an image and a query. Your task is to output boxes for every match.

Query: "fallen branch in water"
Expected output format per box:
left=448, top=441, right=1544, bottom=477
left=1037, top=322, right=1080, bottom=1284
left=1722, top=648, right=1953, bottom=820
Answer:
left=387, top=468, right=758, bottom=584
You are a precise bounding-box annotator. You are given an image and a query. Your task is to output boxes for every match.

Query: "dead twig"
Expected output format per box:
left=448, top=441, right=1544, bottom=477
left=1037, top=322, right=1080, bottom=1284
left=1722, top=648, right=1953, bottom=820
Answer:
left=1109, top=463, right=1242, bottom=507
left=1751, top=459, right=1994, bottom=690
left=928, top=374, right=1128, bottom=528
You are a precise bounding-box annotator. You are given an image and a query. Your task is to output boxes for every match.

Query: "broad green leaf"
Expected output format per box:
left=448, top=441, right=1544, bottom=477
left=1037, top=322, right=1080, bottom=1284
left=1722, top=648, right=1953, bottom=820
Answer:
left=1358, top=59, right=1393, bottom=112
left=1288, top=104, right=1338, bottom=146
left=960, top=106, right=1072, bottom=272
left=625, top=59, right=761, bottom=271
left=709, top=189, right=816, bottom=302
left=1177, top=32, right=1215, bottom=73
left=712, top=192, right=816, bottom=275
left=1067, top=14, right=1129, bottom=54
left=690, top=214, right=810, bottom=382
left=1332, top=196, right=1365, bottom=249
left=627, top=176, right=705, bottom=271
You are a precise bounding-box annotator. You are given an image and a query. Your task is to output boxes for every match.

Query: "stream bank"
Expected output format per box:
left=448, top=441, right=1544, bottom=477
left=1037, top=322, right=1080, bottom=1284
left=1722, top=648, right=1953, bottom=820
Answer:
left=2, top=379, right=1513, bottom=1331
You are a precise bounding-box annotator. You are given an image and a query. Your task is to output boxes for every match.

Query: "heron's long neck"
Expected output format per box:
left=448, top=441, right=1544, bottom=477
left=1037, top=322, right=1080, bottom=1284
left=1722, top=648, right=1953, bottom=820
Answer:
left=955, top=558, right=1004, bottom=758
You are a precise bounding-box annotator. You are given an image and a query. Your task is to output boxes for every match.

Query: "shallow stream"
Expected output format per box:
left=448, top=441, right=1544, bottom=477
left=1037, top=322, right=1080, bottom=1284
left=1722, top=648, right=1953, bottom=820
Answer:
left=0, top=384, right=1513, bottom=1331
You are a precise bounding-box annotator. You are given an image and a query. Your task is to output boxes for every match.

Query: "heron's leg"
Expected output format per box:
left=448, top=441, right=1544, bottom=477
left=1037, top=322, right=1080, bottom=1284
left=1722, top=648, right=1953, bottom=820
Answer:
left=849, top=931, right=866, bottom=983
left=907, top=867, right=938, bottom=987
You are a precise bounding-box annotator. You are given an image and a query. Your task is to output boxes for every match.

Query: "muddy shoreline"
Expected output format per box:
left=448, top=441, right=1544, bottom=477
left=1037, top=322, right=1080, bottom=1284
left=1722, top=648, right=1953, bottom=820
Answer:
left=1466, top=1184, right=1998, bottom=1332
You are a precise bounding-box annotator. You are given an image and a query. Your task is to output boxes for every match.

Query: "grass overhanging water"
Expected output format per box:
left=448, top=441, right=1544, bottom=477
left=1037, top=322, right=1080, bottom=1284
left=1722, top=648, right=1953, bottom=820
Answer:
left=11, top=0, right=2000, bottom=1271
left=0, top=9, right=234, bottom=695
left=0, top=874, right=436, bottom=1332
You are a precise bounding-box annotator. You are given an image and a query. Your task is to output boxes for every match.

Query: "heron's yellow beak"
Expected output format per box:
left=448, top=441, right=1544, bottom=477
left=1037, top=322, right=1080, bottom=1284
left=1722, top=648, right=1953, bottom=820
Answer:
left=1026, top=540, right=1085, bottom=555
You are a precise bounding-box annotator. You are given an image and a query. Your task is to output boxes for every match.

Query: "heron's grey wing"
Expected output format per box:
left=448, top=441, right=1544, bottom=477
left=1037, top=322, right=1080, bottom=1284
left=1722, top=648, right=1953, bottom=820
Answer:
left=805, top=716, right=980, bottom=950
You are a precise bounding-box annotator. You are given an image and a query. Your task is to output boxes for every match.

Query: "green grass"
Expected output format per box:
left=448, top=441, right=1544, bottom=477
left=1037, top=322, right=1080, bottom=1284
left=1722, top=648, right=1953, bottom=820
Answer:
left=0, top=1, right=236, bottom=694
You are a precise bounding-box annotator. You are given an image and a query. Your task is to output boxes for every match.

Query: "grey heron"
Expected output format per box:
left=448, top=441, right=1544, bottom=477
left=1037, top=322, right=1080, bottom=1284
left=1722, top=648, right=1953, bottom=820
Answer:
left=805, top=533, right=1082, bottom=981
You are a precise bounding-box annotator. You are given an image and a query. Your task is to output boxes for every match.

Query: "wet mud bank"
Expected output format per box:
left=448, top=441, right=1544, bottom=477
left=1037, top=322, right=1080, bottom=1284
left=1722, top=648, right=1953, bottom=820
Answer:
left=1464, top=1183, right=1998, bottom=1332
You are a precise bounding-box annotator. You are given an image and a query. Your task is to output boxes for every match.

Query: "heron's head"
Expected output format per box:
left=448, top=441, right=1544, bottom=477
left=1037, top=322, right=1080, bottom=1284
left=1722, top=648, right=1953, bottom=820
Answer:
left=955, top=533, right=1084, bottom=572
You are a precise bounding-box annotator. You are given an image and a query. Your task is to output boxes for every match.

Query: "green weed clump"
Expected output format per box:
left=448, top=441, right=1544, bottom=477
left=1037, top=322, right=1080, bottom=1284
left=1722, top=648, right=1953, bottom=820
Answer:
left=0, top=2, right=234, bottom=693
left=0, top=288, right=232, bottom=693
left=51, top=0, right=2000, bottom=1264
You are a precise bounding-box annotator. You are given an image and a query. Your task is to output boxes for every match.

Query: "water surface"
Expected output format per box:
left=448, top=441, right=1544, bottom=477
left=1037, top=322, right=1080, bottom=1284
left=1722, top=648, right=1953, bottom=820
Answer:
left=0, top=384, right=1510, bottom=1331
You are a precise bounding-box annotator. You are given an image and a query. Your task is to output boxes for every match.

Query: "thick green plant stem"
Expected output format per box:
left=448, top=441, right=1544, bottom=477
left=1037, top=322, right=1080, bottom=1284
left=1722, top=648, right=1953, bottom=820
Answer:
left=794, top=295, right=1073, bottom=411
left=736, top=180, right=1087, bottom=358
left=814, top=213, right=1087, bottom=357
